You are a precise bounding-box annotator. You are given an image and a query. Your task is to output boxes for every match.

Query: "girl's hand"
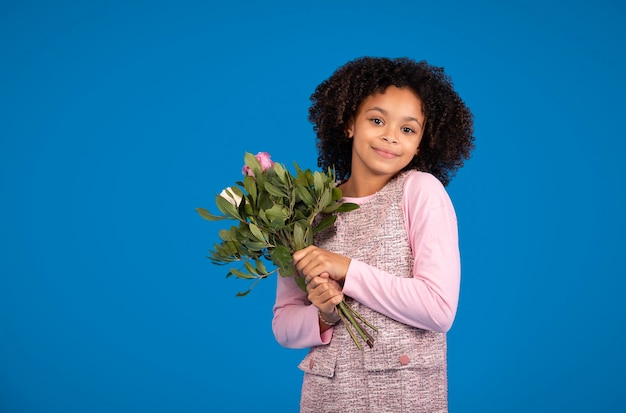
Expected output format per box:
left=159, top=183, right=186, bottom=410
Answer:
left=306, top=273, right=343, bottom=315
left=293, top=246, right=350, bottom=284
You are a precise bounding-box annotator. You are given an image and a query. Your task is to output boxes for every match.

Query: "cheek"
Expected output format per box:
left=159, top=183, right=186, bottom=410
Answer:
left=415, top=135, right=425, bottom=150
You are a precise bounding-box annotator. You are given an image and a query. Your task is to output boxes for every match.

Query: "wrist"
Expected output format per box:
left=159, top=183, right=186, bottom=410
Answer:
left=318, top=309, right=341, bottom=326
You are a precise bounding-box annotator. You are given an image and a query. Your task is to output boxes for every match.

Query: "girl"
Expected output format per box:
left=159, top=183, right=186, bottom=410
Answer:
left=272, top=57, right=475, bottom=412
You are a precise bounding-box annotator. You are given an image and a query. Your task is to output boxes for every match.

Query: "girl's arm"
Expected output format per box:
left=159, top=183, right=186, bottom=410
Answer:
left=342, top=172, right=460, bottom=332
left=271, top=274, right=334, bottom=349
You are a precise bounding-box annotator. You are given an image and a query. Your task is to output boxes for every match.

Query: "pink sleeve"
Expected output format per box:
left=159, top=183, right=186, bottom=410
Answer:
left=271, top=274, right=334, bottom=349
left=342, top=172, right=460, bottom=332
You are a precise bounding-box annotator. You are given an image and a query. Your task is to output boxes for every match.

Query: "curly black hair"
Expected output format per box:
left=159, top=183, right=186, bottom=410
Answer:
left=309, top=56, right=475, bottom=187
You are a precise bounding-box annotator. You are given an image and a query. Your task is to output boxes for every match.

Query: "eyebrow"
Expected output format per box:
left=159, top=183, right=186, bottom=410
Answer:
left=366, top=106, right=423, bottom=127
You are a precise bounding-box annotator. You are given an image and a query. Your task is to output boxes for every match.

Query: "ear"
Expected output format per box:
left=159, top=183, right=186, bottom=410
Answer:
left=346, top=121, right=354, bottom=138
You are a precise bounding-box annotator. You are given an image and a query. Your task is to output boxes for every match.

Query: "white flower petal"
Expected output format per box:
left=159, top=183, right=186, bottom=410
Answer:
left=220, top=187, right=243, bottom=206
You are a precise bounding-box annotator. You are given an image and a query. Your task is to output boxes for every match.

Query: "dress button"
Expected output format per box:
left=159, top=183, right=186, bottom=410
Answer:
left=309, top=359, right=315, bottom=369
left=399, top=355, right=410, bottom=365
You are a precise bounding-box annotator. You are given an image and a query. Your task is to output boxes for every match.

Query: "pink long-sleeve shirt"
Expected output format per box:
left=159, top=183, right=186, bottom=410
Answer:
left=272, top=171, right=460, bottom=349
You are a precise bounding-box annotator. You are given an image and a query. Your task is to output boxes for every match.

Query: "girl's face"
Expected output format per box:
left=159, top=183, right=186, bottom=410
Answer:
left=346, top=86, right=425, bottom=184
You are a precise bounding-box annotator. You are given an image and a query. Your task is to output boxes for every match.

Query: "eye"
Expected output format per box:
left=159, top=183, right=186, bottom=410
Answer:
left=402, top=126, right=415, bottom=134
left=369, top=118, right=384, bottom=126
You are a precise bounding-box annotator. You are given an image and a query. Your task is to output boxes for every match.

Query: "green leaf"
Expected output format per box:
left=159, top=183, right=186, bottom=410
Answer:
left=295, top=183, right=315, bottom=206
left=249, top=223, right=266, bottom=242
left=265, top=204, right=288, bottom=221
left=242, top=241, right=268, bottom=251
left=269, top=218, right=286, bottom=230
left=244, top=260, right=259, bottom=275
left=293, top=161, right=303, bottom=175
left=264, top=181, right=288, bottom=198
left=294, top=168, right=307, bottom=187
left=244, top=152, right=262, bottom=177
left=312, top=214, right=337, bottom=234
left=273, top=162, right=288, bottom=184
left=230, top=226, right=242, bottom=242
left=291, top=208, right=308, bottom=222
left=272, top=217, right=288, bottom=229
left=215, top=194, right=241, bottom=220
left=218, top=229, right=232, bottom=241
left=318, top=189, right=331, bottom=209
left=294, top=275, right=307, bottom=292
left=208, top=249, right=228, bottom=264
left=243, top=175, right=257, bottom=204
left=196, top=207, right=227, bottom=221
left=229, top=268, right=256, bottom=279
left=212, top=241, right=236, bottom=258
left=233, top=242, right=248, bottom=257
left=243, top=202, right=254, bottom=216
left=336, top=202, right=360, bottom=212
left=313, top=171, right=324, bottom=194
left=270, top=245, right=296, bottom=277
left=225, top=241, right=240, bottom=256
left=293, top=220, right=308, bottom=250
left=321, top=202, right=341, bottom=214
left=255, top=259, right=268, bottom=275
left=257, top=191, right=273, bottom=210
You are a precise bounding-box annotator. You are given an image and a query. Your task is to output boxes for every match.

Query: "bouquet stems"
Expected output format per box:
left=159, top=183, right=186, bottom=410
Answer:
left=336, top=300, right=377, bottom=350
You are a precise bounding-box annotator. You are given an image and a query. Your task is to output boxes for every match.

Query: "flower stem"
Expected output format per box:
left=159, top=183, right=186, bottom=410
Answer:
left=343, top=302, right=378, bottom=332
left=336, top=308, right=362, bottom=351
left=338, top=301, right=375, bottom=349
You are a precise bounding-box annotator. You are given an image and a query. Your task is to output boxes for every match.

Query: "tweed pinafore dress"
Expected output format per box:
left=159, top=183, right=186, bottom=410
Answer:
left=298, top=171, right=448, bottom=413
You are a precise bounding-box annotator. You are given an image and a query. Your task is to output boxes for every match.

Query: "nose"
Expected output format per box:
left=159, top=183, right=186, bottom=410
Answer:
left=382, top=135, right=398, bottom=144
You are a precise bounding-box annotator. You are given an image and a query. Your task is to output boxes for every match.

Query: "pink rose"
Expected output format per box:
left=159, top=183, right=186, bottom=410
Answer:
left=242, top=152, right=275, bottom=176
left=256, top=152, right=274, bottom=170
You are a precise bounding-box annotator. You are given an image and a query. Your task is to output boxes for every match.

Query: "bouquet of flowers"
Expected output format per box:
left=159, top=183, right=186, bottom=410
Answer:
left=197, top=152, right=377, bottom=349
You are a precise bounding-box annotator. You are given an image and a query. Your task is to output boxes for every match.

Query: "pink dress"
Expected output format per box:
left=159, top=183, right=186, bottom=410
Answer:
left=272, top=170, right=460, bottom=413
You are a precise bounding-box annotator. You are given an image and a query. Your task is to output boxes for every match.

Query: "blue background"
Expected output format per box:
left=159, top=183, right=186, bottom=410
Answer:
left=1, top=1, right=624, bottom=412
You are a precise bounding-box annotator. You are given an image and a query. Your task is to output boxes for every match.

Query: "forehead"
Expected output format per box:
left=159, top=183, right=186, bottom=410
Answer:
left=359, top=86, right=424, bottom=116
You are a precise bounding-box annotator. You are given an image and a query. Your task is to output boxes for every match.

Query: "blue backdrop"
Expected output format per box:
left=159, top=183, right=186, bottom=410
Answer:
left=1, top=1, right=624, bottom=412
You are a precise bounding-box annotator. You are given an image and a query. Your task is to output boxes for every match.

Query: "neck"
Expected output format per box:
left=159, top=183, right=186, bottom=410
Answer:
left=339, top=174, right=393, bottom=197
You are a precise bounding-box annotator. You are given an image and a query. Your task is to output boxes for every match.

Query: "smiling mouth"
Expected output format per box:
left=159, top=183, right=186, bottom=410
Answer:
left=373, top=147, right=398, bottom=159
